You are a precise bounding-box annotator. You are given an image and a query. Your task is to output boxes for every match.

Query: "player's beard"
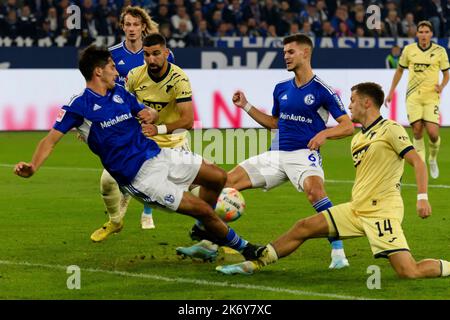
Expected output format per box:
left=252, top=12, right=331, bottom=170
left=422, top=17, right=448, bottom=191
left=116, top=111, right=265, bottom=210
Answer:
left=148, top=63, right=163, bottom=75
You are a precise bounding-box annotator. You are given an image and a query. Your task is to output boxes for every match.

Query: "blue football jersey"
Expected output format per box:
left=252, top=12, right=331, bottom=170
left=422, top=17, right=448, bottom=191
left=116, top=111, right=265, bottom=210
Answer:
left=53, top=85, right=161, bottom=185
left=271, top=76, right=347, bottom=151
left=109, top=41, right=145, bottom=86
left=109, top=41, right=176, bottom=86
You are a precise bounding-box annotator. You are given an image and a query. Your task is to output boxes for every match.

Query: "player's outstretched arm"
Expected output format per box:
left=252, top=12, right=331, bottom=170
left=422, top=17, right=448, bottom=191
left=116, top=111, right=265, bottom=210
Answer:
left=385, top=67, right=404, bottom=106
left=307, top=114, right=354, bottom=150
left=14, top=129, right=65, bottom=178
left=232, top=90, right=278, bottom=129
left=404, top=149, right=431, bottom=219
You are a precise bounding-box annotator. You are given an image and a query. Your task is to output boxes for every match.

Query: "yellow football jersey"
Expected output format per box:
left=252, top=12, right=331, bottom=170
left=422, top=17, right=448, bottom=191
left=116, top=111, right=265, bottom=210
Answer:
left=126, top=63, right=192, bottom=148
left=399, top=42, right=450, bottom=100
left=350, top=117, right=414, bottom=214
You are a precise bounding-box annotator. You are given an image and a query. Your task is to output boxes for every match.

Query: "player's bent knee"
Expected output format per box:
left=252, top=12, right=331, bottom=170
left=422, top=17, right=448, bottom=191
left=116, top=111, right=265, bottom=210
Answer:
left=100, top=171, right=119, bottom=193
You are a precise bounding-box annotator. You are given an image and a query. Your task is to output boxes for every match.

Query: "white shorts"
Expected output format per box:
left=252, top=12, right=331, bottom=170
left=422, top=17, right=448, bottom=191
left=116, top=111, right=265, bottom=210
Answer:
left=120, top=148, right=202, bottom=211
left=239, top=149, right=324, bottom=192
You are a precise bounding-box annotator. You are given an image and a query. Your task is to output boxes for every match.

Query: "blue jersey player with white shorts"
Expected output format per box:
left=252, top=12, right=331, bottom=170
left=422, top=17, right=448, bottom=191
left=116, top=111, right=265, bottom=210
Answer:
left=177, top=34, right=355, bottom=269
left=97, top=6, right=175, bottom=237
left=14, top=45, right=264, bottom=263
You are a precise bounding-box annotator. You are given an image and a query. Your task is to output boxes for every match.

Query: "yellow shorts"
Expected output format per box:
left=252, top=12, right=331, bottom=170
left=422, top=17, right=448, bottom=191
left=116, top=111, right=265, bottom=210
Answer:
left=323, top=203, right=410, bottom=258
left=406, top=94, right=440, bottom=125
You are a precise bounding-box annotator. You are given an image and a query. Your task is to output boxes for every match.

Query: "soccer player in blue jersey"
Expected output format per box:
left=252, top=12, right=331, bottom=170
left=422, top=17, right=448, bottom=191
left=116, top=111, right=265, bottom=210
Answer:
left=178, top=34, right=354, bottom=269
left=14, top=45, right=263, bottom=261
left=98, top=6, right=175, bottom=236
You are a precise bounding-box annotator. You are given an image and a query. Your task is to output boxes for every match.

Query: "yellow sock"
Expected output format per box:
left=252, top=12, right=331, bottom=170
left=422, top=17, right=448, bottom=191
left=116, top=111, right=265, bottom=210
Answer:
left=440, top=260, right=450, bottom=277
left=429, top=136, right=441, bottom=161
left=413, top=137, right=426, bottom=162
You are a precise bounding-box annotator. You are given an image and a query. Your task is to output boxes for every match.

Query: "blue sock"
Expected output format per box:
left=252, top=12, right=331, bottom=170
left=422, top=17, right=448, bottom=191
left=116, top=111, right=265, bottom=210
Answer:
left=221, top=227, right=248, bottom=251
left=143, top=204, right=153, bottom=216
left=312, top=197, right=343, bottom=250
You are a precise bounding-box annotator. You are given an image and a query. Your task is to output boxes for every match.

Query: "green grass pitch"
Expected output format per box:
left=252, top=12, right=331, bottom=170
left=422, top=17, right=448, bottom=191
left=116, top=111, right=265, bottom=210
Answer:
left=0, top=129, right=449, bottom=300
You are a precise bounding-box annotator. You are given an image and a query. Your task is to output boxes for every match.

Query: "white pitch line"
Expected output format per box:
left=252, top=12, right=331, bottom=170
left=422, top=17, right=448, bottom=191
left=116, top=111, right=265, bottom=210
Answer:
left=0, top=259, right=376, bottom=300
left=2, top=163, right=450, bottom=189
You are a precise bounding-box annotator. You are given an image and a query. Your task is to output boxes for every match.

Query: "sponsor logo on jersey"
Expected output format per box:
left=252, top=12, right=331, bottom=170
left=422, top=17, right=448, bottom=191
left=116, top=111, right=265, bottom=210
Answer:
left=279, top=112, right=313, bottom=123
left=413, top=63, right=430, bottom=72
left=56, top=109, right=66, bottom=122
left=113, top=95, right=124, bottom=104
left=281, top=94, right=288, bottom=100
left=118, top=60, right=125, bottom=65
left=304, top=94, right=315, bottom=105
left=100, top=113, right=132, bottom=129
left=142, top=100, right=169, bottom=111
left=352, top=145, right=369, bottom=167
left=93, top=104, right=102, bottom=111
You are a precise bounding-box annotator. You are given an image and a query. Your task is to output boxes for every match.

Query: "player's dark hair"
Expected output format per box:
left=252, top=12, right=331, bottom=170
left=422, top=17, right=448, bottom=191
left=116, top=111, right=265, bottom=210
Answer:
left=351, top=82, right=385, bottom=108
left=143, top=33, right=167, bottom=47
left=417, top=20, right=433, bottom=32
left=283, top=33, right=313, bottom=49
left=78, top=45, right=111, bottom=81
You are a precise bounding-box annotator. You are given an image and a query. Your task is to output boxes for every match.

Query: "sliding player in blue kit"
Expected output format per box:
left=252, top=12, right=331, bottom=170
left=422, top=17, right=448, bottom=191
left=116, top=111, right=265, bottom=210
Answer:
left=94, top=6, right=176, bottom=240
left=14, top=45, right=263, bottom=262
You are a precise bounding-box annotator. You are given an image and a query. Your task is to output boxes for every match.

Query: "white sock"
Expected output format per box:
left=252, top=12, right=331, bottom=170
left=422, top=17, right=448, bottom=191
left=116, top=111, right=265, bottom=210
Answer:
left=440, top=260, right=450, bottom=277
left=331, top=248, right=346, bottom=257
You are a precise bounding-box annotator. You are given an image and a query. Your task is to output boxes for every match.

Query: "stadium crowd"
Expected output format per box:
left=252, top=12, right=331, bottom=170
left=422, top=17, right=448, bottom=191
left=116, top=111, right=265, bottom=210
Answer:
left=0, top=0, right=450, bottom=47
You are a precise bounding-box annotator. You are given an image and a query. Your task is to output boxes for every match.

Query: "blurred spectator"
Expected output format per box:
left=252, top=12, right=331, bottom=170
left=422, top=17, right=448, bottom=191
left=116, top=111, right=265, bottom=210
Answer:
left=45, top=7, right=61, bottom=34
left=154, top=4, right=171, bottom=26
left=3, top=9, right=20, bottom=37
left=18, top=4, right=37, bottom=38
left=300, top=20, right=315, bottom=37
left=186, top=19, right=214, bottom=46
left=159, top=22, right=172, bottom=41
left=243, top=0, right=262, bottom=24
left=426, top=0, right=446, bottom=37
left=261, top=0, right=280, bottom=27
left=171, top=5, right=193, bottom=33
left=81, top=10, right=98, bottom=39
left=316, top=0, right=329, bottom=22
left=385, top=44, right=401, bottom=68
left=330, top=5, right=354, bottom=34
left=215, top=20, right=231, bottom=37
left=228, top=0, right=244, bottom=26
left=207, top=9, right=222, bottom=34
left=277, top=0, right=297, bottom=36
left=355, top=26, right=365, bottom=37
left=172, top=18, right=189, bottom=46
left=371, top=21, right=388, bottom=37
left=267, top=23, right=277, bottom=37
left=336, top=21, right=353, bottom=37
left=384, top=9, right=404, bottom=37
left=235, top=21, right=249, bottom=36
left=401, top=12, right=417, bottom=36
left=247, top=17, right=262, bottom=36
left=299, top=0, right=322, bottom=35
left=321, top=20, right=335, bottom=36
left=95, top=0, right=116, bottom=36
left=0, top=0, right=19, bottom=17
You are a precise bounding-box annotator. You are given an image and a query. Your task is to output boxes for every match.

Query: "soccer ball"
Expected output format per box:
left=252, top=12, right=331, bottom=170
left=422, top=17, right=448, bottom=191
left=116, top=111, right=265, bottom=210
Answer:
left=215, top=188, right=246, bottom=222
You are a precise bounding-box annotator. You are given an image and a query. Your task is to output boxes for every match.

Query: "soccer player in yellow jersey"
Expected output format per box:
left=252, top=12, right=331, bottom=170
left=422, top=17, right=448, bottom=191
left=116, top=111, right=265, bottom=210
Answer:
left=217, top=82, right=450, bottom=279
left=386, top=20, right=449, bottom=179
left=91, top=33, right=194, bottom=242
